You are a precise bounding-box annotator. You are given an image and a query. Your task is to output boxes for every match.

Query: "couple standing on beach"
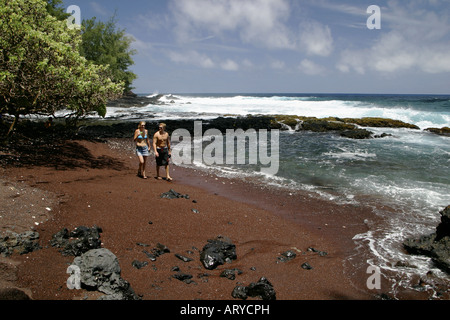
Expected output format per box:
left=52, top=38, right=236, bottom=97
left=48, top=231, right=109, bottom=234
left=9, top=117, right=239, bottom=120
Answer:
left=134, top=121, right=172, bottom=181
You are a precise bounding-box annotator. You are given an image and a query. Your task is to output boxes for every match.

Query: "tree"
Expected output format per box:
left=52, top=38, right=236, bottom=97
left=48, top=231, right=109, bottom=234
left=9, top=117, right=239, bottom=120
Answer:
left=80, top=15, right=137, bottom=93
left=0, top=0, right=123, bottom=137
left=45, top=0, right=70, bottom=21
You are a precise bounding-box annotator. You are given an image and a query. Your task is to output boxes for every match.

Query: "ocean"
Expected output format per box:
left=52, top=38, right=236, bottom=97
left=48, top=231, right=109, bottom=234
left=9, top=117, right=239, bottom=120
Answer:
left=107, top=93, right=450, bottom=298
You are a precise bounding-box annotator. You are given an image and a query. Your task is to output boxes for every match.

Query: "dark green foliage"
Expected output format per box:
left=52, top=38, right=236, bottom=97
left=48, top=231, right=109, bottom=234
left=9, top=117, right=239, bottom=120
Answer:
left=80, top=15, right=137, bottom=93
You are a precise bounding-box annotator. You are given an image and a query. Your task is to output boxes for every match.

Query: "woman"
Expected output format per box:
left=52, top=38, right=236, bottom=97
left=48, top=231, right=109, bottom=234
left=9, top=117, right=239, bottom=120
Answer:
left=134, top=121, right=150, bottom=179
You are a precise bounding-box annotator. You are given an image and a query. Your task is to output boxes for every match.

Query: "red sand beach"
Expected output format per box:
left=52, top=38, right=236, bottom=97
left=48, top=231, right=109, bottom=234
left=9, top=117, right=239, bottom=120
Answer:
left=1, top=138, right=423, bottom=301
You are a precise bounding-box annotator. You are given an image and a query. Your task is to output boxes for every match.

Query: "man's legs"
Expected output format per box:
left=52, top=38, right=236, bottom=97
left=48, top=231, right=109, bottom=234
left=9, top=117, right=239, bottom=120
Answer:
left=156, top=165, right=161, bottom=179
left=165, top=165, right=172, bottom=181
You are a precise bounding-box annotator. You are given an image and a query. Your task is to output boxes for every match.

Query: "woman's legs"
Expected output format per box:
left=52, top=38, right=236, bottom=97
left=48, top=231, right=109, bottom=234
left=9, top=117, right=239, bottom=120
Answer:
left=138, top=155, right=148, bottom=179
left=142, top=156, right=148, bottom=179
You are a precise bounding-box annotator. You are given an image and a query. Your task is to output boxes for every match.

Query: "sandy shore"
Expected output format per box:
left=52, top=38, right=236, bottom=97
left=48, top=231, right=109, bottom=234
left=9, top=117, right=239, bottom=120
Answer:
left=1, top=137, right=397, bottom=301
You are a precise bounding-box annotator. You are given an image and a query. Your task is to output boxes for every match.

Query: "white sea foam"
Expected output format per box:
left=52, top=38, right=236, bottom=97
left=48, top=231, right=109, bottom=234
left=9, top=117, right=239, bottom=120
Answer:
left=172, top=95, right=370, bottom=118
left=352, top=209, right=449, bottom=299
left=322, top=150, right=377, bottom=160
left=161, top=94, right=450, bottom=129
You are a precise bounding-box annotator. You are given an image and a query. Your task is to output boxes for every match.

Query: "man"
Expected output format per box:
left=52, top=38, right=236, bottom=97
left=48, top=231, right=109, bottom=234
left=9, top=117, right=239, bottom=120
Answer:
left=153, top=123, right=172, bottom=181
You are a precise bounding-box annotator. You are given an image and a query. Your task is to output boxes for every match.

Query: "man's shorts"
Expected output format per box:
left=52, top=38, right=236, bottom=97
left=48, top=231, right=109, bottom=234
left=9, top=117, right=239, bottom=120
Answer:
left=156, top=147, right=170, bottom=166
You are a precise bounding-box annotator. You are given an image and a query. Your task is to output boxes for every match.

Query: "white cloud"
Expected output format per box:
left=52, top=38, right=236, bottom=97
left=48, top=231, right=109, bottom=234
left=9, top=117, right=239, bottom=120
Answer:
left=299, top=59, right=326, bottom=75
left=221, top=59, right=239, bottom=71
left=299, top=21, right=334, bottom=57
left=129, top=34, right=152, bottom=52
left=312, top=0, right=366, bottom=17
left=89, top=2, right=112, bottom=18
left=337, top=1, right=450, bottom=75
left=271, top=60, right=286, bottom=70
left=241, top=59, right=254, bottom=69
left=167, top=50, right=245, bottom=71
left=135, top=11, right=171, bottom=32
left=168, top=50, right=215, bottom=69
left=337, top=49, right=366, bottom=74
left=165, top=0, right=338, bottom=74
left=170, top=0, right=295, bottom=50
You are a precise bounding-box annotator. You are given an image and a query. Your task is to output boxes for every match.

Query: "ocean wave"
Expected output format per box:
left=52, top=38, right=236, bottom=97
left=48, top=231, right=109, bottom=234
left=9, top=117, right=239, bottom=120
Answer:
left=158, top=94, right=450, bottom=129
left=322, top=150, right=377, bottom=161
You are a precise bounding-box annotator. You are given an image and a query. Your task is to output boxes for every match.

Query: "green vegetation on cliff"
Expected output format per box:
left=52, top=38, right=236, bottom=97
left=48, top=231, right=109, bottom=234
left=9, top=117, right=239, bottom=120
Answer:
left=271, top=115, right=419, bottom=131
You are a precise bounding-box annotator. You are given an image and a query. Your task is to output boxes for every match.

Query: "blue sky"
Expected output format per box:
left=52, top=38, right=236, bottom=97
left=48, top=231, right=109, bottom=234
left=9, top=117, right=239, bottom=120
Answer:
left=61, top=0, right=450, bottom=94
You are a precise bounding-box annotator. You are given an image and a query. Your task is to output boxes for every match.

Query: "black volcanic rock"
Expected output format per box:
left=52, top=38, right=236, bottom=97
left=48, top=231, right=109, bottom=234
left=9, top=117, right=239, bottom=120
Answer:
left=232, top=277, right=276, bottom=300
left=107, top=94, right=165, bottom=108
left=403, top=206, right=450, bottom=273
left=340, top=129, right=373, bottom=139
left=200, top=237, right=237, bottom=270
left=51, top=226, right=102, bottom=256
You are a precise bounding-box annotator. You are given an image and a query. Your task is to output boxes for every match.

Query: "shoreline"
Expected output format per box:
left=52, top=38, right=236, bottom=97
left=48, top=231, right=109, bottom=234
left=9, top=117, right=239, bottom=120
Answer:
left=0, top=138, right=441, bottom=300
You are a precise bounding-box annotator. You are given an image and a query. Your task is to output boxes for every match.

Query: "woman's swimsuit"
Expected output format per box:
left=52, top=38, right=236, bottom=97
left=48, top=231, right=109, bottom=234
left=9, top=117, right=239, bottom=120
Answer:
left=136, top=131, right=149, bottom=156
left=137, top=132, right=148, bottom=139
